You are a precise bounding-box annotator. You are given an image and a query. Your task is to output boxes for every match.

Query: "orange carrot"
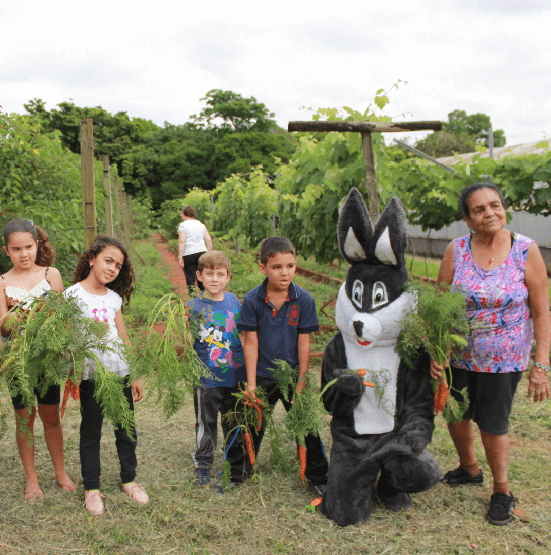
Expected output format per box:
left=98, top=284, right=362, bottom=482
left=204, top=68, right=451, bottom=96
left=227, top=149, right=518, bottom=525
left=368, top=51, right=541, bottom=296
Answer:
left=60, top=379, right=80, bottom=419
left=244, top=432, right=255, bottom=466
left=310, top=497, right=323, bottom=507
left=253, top=404, right=263, bottom=432
left=61, top=380, right=71, bottom=419
left=298, top=444, right=307, bottom=484
left=434, top=378, right=448, bottom=416
left=362, top=381, right=375, bottom=388
left=356, top=369, right=367, bottom=376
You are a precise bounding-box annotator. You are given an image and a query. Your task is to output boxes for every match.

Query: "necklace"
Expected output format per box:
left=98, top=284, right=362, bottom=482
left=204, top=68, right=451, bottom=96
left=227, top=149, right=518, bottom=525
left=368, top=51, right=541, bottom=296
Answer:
left=489, top=257, right=495, bottom=265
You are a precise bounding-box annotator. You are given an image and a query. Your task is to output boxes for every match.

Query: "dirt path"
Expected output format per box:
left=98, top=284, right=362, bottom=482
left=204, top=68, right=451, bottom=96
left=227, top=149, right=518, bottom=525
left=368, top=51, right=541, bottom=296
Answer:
left=151, top=232, right=188, bottom=297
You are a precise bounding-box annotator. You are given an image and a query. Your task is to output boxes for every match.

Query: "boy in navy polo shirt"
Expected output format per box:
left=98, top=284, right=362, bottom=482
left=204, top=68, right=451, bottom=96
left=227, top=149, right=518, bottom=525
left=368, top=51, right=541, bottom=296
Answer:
left=187, top=251, right=246, bottom=487
left=237, top=236, right=328, bottom=493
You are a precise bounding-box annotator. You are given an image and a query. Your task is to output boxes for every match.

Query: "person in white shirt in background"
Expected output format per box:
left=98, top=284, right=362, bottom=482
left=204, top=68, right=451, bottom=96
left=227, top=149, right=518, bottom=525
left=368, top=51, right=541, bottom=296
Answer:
left=178, top=206, right=212, bottom=293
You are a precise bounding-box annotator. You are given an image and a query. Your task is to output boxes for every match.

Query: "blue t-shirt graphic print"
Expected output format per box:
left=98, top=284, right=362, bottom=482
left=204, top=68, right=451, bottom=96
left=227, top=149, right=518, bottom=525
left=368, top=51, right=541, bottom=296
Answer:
left=188, top=292, right=245, bottom=387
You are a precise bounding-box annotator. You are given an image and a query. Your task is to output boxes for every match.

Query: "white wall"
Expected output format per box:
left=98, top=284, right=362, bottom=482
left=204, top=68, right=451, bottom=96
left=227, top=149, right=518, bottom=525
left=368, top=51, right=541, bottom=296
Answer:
left=407, top=212, right=550, bottom=247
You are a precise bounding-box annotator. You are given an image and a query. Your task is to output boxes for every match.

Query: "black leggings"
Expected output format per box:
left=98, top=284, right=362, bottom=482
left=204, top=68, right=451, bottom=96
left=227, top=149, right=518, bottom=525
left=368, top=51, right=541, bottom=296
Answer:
left=79, top=378, right=137, bottom=490
left=183, top=251, right=206, bottom=292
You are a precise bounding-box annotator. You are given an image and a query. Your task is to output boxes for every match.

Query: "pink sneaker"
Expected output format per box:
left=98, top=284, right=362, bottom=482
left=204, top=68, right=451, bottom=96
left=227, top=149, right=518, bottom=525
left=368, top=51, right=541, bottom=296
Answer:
left=84, top=490, right=105, bottom=516
left=122, top=482, right=149, bottom=505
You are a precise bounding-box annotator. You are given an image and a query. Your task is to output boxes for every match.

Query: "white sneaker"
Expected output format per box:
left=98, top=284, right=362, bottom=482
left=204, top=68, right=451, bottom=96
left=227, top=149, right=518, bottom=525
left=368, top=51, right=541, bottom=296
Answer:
left=122, top=482, right=149, bottom=505
left=84, top=490, right=105, bottom=516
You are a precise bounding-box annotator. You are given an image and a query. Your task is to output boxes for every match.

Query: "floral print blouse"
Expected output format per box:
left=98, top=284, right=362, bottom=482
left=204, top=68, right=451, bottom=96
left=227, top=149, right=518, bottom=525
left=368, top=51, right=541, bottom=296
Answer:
left=450, top=233, right=533, bottom=373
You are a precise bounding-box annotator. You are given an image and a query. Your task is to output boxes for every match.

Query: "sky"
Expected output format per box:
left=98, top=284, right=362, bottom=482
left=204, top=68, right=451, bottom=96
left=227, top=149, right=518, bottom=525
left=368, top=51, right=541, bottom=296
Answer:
left=2, top=0, right=551, bottom=147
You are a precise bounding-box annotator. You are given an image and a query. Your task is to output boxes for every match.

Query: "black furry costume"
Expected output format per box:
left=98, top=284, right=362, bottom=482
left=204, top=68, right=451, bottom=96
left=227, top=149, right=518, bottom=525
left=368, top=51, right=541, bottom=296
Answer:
left=318, top=189, right=442, bottom=527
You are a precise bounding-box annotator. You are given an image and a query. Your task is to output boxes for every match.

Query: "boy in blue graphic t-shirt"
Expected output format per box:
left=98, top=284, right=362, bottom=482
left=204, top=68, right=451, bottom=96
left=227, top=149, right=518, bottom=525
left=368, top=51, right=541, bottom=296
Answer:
left=187, top=251, right=245, bottom=486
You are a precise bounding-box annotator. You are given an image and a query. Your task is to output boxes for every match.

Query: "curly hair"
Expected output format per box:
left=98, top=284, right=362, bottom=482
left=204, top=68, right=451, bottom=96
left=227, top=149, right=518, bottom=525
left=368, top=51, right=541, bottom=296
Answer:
left=72, top=236, right=135, bottom=305
left=2, top=218, right=56, bottom=267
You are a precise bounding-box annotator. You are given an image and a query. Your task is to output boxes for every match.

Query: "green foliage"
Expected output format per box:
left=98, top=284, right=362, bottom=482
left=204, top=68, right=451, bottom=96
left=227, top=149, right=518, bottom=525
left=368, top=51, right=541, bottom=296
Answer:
left=92, top=364, right=136, bottom=439
left=0, top=111, right=150, bottom=280
left=389, top=143, right=551, bottom=232
left=442, top=385, right=470, bottom=423
left=23, top=93, right=294, bottom=210
left=125, top=246, right=173, bottom=329
left=390, top=158, right=464, bottom=232
left=275, top=99, right=394, bottom=264
left=396, top=281, right=469, bottom=368
left=226, top=386, right=271, bottom=436
left=414, top=131, right=477, bottom=158
left=213, top=167, right=278, bottom=248
left=210, top=132, right=294, bottom=184
left=396, top=281, right=471, bottom=424
left=130, top=194, right=155, bottom=240
left=192, top=89, right=276, bottom=133
left=270, top=360, right=327, bottom=447
left=132, top=294, right=212, bottom=418
left=1, top=293, right=134, bottom=437
left=467, top=147, right=551, bottom=216
left=362, top=368, right=394, bottom=416
left=444, top=109, right=506, bottom=147
left=158, top=188, right=214, bottom=239
left=416, top=109, right=506, bottom=158
left=0, top=113, right=99, bottom=279
left=24, top=98, right=161, bottom=195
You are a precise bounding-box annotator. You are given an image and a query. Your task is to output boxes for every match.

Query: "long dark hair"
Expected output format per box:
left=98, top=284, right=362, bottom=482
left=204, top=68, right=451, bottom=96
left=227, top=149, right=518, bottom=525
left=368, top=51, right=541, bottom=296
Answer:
left=2, top=218, right=56, bottom=267
left=73, top=236, right=135, bottom=305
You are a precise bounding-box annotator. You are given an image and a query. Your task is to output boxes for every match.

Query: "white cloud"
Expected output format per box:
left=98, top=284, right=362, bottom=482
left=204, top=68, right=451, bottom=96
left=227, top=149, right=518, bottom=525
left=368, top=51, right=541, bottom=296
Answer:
left=1, top=0, right=550, bottom=146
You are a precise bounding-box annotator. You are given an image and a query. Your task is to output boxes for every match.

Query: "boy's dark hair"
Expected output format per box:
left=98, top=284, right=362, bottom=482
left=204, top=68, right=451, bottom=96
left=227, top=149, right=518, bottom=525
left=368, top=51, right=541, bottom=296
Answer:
left=460, top=183, right=506, bottom=217
left=259, top=236, right=296, bottom=265
left=198, top=251, right=231, bottom=274
left=72, top=235, right=135, bottom=305
left=182, top=206, right=195, bottom=218
left=3, top=218, right=56, bottom=267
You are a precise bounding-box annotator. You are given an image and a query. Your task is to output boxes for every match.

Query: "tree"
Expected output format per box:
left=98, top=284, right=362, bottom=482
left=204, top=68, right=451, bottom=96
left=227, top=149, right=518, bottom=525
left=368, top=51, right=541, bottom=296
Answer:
left=415, top=109, right=506, bottom=158
left=413, top=131, right=477, bottom=158
left=192, top=89, right=275, bottom=133
left=23, top=93, right=294, bottom=209
left=444, top=109, right=506, bottom=147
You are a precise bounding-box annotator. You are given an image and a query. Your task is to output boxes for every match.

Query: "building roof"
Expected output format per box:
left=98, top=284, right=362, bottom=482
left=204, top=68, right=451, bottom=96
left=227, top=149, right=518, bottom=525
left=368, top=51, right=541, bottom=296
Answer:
left=436, top=140, right=550, bottom=165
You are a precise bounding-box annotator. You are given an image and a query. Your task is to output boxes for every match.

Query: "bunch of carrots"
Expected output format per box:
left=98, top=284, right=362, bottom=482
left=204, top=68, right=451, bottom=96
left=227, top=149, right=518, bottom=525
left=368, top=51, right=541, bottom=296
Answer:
left=396, top=281, right=470, bottom=423
left=238, top=385, right=267, bottom=466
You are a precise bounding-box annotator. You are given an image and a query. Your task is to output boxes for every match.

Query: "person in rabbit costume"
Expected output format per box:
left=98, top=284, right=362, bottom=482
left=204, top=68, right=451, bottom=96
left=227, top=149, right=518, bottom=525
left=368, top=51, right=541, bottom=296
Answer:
left=320, top=188, right=442, bottom=527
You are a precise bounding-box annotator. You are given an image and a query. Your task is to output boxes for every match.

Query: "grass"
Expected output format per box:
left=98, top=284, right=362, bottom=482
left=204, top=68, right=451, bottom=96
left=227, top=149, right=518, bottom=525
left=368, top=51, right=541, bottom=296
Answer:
left=0, top=372, right=549, bottom=555
left=125, top=241, right=174, bottom=329
left=1, top=236, right=549, bottom=554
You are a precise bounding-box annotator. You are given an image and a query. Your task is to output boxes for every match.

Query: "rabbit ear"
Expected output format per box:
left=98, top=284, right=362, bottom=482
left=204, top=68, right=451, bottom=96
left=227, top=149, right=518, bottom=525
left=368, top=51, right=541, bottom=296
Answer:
left=338, top=188, right=374, bottom=264
left=372, top=197, right=408, bottom=268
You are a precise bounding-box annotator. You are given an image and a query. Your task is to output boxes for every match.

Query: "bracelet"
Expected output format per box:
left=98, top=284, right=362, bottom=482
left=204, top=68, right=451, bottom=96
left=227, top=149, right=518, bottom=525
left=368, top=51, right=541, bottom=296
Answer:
left=533, top=362, right=550, bottom=373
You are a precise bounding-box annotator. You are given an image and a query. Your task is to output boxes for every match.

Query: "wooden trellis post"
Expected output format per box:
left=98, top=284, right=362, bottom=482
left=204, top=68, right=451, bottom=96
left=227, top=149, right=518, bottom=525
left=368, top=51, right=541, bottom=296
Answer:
left=102, top=155, right=114, bottom=237
left=128, top=196, right=134, bottom=238
left=113, top=176, right=122, bottom=239
left=287, top=120, right=442, bottom=222
left=121, top=191, right=129, bottom=244
left=80, top=119, right=96, bottom=248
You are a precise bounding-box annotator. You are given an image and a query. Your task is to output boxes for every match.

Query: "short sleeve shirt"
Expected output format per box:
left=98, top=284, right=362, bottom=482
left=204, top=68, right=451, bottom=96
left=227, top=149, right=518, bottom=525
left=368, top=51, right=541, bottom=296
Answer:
left=178, top=220, right=207, bottom=256
left=237, top=278, right=319, bottom=379
left=187, top=292, right=245, bottom=387
left=64, top=283, right=129, bottom=379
